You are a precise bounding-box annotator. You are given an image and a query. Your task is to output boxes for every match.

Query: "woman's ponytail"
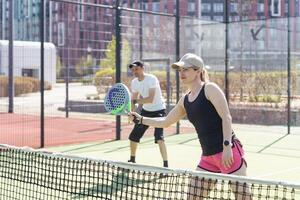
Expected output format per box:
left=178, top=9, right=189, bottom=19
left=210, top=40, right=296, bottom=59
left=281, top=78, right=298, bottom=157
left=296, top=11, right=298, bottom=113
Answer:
left=200, top=68, right=209, bottom=82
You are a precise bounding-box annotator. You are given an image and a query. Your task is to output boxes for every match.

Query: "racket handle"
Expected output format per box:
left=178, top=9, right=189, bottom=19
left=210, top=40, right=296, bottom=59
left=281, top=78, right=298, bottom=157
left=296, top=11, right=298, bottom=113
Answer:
left=133, top=116, right=142, bottom=124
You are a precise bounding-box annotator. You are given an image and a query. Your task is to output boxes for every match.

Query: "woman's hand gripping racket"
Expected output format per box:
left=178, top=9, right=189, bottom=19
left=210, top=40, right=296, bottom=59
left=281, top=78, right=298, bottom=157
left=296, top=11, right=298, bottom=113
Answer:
left=104, top=83, right=140, bottom=124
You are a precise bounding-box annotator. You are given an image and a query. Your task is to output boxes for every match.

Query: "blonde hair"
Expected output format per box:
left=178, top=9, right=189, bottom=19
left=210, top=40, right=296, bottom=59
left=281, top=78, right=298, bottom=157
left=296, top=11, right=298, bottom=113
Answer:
left=200, top=68, right=209, bottom=82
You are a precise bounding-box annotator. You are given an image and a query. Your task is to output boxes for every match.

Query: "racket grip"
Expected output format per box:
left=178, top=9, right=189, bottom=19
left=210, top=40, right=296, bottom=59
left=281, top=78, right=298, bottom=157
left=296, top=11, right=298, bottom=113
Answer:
left=133, top=116, right=141, bottom=124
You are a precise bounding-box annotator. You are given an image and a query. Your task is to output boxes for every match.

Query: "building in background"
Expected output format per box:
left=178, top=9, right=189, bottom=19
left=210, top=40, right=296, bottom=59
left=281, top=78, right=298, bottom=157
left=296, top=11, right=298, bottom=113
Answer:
left=0, top=0, right=41, bottom=41
left=200, top=0, right=300, bottom=71
left=1, top=0, right=299, bottom=76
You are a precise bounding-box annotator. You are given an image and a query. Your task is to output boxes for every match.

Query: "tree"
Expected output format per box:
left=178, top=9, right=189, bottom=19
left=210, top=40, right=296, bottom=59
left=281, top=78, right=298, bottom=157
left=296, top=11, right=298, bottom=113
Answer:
left=75, top=55, right=93, bottom=76
left=100, top=36, right=116, bottom=69
left=121, top=38, right=132, bottom=71
left=99, top=35, right=132, bottom=70
left=56, top=56, right=62, bottom=78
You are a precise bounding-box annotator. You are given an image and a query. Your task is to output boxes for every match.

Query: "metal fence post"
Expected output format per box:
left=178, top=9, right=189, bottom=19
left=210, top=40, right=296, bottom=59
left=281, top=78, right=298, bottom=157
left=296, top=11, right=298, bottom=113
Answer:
left=175, top=0, right=180, bottom=134
left=224, top=0, right=229, bottom=102
left=8, top=0, right=14, bottom=113
left=40, top=0, right=45, bottom=148
left=287, top=0, right=291, bottom=134
left=115, top=0, right=121, bottom=140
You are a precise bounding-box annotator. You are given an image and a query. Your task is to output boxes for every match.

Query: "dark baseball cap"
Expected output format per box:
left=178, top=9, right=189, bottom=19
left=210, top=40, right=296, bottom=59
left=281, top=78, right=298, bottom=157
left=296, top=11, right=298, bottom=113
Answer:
left=128, top=61, right=144, bottom=68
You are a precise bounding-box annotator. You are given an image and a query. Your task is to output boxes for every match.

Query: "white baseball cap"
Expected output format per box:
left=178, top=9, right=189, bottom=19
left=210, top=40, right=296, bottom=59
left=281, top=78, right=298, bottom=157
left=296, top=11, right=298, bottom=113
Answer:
left=171, top=53, right=205, bottom=70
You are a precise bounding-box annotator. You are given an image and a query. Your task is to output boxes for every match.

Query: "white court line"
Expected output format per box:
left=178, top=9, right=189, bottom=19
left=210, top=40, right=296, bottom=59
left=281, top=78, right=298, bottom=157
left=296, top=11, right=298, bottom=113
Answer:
left=254, top=166, right=300, bottom=178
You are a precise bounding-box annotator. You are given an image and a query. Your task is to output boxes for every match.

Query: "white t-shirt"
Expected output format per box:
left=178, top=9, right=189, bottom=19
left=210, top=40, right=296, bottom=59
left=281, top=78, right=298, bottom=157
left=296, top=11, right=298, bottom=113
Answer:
left=131, top=73, right=166, bottom=112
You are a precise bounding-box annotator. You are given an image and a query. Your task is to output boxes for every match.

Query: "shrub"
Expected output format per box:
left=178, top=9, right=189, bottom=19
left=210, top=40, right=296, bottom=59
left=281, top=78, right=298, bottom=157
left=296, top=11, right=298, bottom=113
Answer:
left=249, top=95, right=281, bottom=103
left=0, top=76, right=51, bottom=97
left=94, top=68, right=115, bottom=94
left=0, top=76, right=8, bottom=97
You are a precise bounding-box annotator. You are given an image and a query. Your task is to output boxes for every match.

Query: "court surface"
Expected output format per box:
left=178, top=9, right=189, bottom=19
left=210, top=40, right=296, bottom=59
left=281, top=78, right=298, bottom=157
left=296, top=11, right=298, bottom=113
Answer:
left=46, top=123, right=300, bottom=184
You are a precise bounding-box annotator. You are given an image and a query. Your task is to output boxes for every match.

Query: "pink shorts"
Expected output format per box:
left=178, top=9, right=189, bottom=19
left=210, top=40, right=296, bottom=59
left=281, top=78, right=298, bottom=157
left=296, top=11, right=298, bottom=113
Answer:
left=198, top=139, right=246, bottom=174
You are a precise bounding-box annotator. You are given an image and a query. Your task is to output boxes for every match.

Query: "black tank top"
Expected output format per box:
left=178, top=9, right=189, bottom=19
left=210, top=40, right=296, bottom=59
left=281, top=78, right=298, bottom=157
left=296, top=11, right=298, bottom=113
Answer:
left=184, top=84, right=223, bottom=156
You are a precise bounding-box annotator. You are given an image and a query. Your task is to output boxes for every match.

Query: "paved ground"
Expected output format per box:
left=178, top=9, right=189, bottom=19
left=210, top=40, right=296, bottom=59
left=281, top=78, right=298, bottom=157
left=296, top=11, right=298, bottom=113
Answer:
left=46, top=125, right=300, bottom=184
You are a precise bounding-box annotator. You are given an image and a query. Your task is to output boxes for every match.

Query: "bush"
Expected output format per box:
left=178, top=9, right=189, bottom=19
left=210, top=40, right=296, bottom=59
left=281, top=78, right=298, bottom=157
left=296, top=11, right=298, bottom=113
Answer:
left=0, top=76, right=8, bottom=97
left=94, top=68, right=115, bottom=94
left=249, top=95, right=281, bottom=103
left=0, top=76, right=51, bottom=97
left=210, top=71, right=289, bottom=103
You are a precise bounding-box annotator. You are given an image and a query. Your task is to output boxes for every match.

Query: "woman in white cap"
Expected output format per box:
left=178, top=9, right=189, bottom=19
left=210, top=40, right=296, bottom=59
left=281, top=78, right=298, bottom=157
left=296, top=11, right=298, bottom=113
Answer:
left=129, top=53, right=251, bottom=199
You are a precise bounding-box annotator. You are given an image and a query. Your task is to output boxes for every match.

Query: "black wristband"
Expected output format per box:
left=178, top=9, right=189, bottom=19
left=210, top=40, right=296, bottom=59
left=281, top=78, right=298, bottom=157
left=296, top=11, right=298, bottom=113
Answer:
left=140, top=116, right=143, bottom=124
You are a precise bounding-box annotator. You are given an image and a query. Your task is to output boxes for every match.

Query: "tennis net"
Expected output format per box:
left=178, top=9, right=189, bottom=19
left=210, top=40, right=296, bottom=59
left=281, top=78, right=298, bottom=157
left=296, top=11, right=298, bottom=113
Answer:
left=0, top=144, right=299, bottom=199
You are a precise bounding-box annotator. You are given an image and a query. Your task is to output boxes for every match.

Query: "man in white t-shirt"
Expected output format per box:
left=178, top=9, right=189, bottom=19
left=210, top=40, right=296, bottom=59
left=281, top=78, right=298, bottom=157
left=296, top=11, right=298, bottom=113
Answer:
left=127, top=61, right=168, bottom=168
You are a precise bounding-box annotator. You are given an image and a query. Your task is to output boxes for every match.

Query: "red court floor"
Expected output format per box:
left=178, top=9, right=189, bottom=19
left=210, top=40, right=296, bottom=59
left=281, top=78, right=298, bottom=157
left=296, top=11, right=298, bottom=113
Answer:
left=0, top=113, right=195, bottom=148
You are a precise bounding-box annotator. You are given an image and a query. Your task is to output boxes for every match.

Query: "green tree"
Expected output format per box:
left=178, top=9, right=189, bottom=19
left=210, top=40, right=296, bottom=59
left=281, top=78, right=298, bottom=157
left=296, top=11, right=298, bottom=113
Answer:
left=99, top=36, right=132, bottom=70
left=100, top=36, right=116, bottom=69
left=56, top=56, right=62, bottom=78
left=75, top=55, right=93, bottom=76
left=121, top=38, right=132, bottom=71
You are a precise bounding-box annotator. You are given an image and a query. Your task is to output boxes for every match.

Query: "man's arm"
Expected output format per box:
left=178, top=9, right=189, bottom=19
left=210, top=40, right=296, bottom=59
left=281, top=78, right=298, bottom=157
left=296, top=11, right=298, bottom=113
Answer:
left=131, top=92, right=139, bottom=112
left=135, top=88, right=155, bottom=104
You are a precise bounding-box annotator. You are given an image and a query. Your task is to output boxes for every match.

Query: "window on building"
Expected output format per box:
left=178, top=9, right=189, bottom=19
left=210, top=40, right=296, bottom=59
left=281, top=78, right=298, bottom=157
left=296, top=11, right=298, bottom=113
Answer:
left=257, top=3, right=264, bottom=13
left=152, top=2, right=160, bottom=12
left=188, top=2, right=196, bottom=12
left=24, top=0, right=30, bottom=18
left=201, top=3, right=211, bottom=12
left=201, top=16, right=211, bottom=21
left=58, top=22, right=65, bottom=46
left=143, top=2, right=148, bottom=10
left=77, top=0, right=84, bottom=21
left=233, top=15, right=240, bottom=21
left=230, top=3, right=238, bottom=13
left=243, top=16, right=249, bottom=20
left=285, top=2, right=289, bottom=13
left=213, top=15, right=223, bottom=22
left=163, top=0, right=168, bottom=12
left=54, top=2, right=59, bottom=10
left=271, top=0, right=281, bottom=16
left=213, top=3, right=223, bottom=13
left=17, top=1, right=22, bottom=19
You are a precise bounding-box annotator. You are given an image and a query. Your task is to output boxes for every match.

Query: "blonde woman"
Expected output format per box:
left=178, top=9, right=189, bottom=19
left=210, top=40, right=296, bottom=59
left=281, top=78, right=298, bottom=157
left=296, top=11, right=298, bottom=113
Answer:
left=129, top=53, right=251, bottom=199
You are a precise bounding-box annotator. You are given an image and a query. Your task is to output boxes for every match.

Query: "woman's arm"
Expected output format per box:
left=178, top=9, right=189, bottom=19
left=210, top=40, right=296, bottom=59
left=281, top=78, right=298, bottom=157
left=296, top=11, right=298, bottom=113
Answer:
left=205, top=82, right=233, bottom=168
left=131, top=96, right=187, bottom=128
left=204, top=82, right=232, bottom=142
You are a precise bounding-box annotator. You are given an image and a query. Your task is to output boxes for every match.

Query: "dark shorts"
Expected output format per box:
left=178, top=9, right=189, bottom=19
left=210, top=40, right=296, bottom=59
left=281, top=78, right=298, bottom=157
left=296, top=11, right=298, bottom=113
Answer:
left=129, top=109, right=166, bottom=143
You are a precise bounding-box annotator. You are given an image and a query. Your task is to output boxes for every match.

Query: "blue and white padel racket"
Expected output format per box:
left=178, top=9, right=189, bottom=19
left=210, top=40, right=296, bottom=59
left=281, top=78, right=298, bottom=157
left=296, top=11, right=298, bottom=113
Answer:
left=104, top=83, right=132, bottom=115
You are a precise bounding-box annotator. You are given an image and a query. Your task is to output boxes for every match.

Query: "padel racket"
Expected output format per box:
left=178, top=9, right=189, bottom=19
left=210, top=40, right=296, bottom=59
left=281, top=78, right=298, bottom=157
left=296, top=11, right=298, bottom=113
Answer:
left=104, top=83, right=132, bottom=115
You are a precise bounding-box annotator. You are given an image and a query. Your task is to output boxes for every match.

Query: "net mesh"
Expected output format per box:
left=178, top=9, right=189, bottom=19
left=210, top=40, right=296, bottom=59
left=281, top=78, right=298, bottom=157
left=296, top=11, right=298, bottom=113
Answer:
left=0, top=144, right=299, bottom=200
